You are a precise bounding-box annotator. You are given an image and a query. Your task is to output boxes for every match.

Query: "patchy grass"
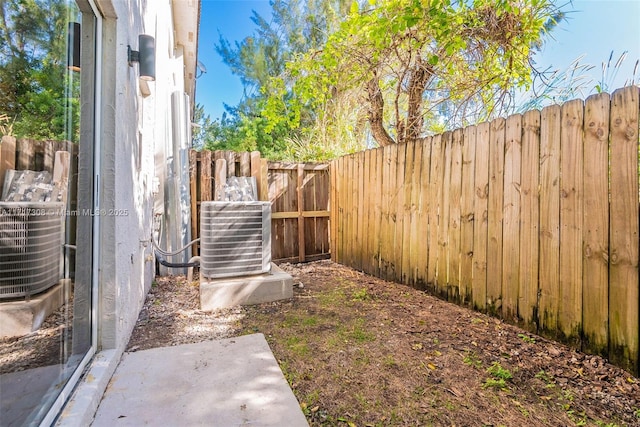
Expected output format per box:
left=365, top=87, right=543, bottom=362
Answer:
left=235, top=261, right=639, bottom=426
left=483, top=362, right=514, bottom=391
left=127, top=262, right=639, bottom=427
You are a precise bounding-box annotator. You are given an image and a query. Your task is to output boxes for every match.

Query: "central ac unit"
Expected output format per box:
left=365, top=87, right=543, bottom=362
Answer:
left=200, top=201, right=271, bottom=279
left=0, top=202, right=64, bottom=299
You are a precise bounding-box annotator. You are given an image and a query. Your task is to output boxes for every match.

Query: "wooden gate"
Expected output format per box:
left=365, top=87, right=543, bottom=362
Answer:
left=268, top=162, right=330, bottom=263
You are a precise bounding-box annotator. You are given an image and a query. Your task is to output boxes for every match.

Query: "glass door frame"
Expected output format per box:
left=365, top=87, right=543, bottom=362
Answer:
left=40, top=0, right=102, bottom=424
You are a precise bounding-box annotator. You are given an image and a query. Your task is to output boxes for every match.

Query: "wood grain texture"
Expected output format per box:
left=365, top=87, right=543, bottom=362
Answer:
left=608, top=86, right=639, bottom=375
left=487, top=118, right=505, bottom=314
left=582, top=93, right=610, bottom=357
left=460, top=126, right=476, bottom=304
left=538, top=105, right=561, bottom=338
left=448, top=130, right=463, bottom=301
left=472, top=123, right=490, bottom=311
left=437, top=132, right=453, bottom=295
left=558, top=99, right=584, bottom=344
left=502, top=114, right=522, bottom=320
left=427, top=135, right=443, bottom=288
left=519, top=110, right=541, bottom=329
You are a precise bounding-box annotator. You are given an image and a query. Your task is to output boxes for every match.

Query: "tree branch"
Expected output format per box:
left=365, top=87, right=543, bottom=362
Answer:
left=366, top=77, right=396, bottom=147
left=406, top=56, right=433, bottom=143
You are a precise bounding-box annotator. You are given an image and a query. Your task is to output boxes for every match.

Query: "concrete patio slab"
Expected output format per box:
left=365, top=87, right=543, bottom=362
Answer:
left=200, top=263, right=293, bottom=310
left=90, top=334, right=308, bottom=427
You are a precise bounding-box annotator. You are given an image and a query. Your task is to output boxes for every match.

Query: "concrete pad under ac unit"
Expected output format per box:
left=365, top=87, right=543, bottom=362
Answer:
left=0, top=280, right=69, bottom=338
left=200, top=263, right=293, bottom=311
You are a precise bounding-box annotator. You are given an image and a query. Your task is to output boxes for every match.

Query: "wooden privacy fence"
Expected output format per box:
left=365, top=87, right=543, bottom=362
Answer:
left=0, top=136, right=79, bottom=206
left=0, top=136, right=78, bottom=190
left=189, top=149, right=330, bottom=263
left=330, top=86, right=640, bottom=375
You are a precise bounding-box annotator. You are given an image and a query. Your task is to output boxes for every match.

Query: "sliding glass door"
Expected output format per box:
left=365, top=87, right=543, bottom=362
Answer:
left=0, top=0, right=99, bottom=425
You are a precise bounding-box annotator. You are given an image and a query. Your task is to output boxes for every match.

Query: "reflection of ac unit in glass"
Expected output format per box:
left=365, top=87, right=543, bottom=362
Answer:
left=0, top=202, right=64, bottom=299
left=200, top=201, right=271, bottom=279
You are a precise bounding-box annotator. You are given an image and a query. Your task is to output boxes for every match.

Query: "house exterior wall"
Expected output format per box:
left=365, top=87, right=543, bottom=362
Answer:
left=56, top=0, right=198, bottom=424
left=97, top=0, right=192, bottom=354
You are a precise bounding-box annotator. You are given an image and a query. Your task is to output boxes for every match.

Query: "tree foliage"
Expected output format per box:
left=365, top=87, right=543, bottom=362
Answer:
left=263, top=0, right=563, bottom=147
left=193, top=103, right=288, bottom=158
left=196, top=0, right=355, bottom=160
left=0, top=0, right=77, bottom=140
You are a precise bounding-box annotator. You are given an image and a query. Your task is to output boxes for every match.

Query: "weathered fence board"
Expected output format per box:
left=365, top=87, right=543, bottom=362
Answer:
left=189, top=149, right=198, bottom=257
left=371, top=149, right=383, bottom=277
left=379, top=145, right=393, bottom=280
left=415, top=138, right=430, bottom=288
left=394, top=143, right=406, bottom=283
left=519, top=110, right=541, bottom=330
left=362, top=150, right=373, bottom=274
left=0, top=136, right=16, bottom=190
left=582, top=92, right=610, bottom=357
left=271, top=163, right=298, bottom=262
left=330, top=87, right=640, bottom=375
left=538, top=104, right=561, bottom=338
left=345, top=154, right=354, bottom=267
left=437, top=132, right=452, bottom=295
left=472, top=123, right=490, bottom=311
left=558, top=99, right=584, bottom=344
left=356, top=151, right=366, bottom=271
left=487, top=118, right=505, bottom=314
left=401, top=141, right=415, bottom=284
left=329, top=158, right=338, bottom=263
left=448, top=130, right=463, bottom=300
left=427, top=134, right=442, bottom=288
left=502, top=115, right=521, bottom=320
left=355, top=152, right=364, bottom=270
left=407, top=141, right=423, bottom=286
left=0, top=138, right=78, bottom=201
left=608, top=87, right=639, bottom=374
left=460, top=127, right=476, bottom=303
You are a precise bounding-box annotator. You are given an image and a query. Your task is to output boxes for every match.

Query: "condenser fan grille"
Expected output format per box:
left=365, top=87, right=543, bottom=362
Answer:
left=200, top=201, right=271, bottom=279
left=0, top=202, right=64, bottom=299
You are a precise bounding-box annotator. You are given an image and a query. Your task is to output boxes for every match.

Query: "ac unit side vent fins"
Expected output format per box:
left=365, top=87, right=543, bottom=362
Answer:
left=200, top=201, right=271, bottom=279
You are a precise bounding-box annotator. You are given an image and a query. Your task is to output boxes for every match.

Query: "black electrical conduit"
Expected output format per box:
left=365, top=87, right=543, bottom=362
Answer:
left=156, top=256, right=199, bottom=269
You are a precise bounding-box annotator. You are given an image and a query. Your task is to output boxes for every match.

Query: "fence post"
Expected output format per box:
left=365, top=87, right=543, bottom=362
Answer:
left=17, top=138, right=38, bottom=170
left=608, top=86, right=639, bottom=376
left=224, top=151, right=235, bottom=177
left=201, top=150, right=212, bottom=202
left=259, top=159, right=269, bottom=201
left=239, top=151, right=251, bottom=177
left=214, top=158, right=227, bottom=201
left=0, top=135, right=16, bottom=191
left=297, top=163, right=305, bottom=262
left=250, top=151, right=261, bottom=199
left=189, top=150, right=199, bottom=256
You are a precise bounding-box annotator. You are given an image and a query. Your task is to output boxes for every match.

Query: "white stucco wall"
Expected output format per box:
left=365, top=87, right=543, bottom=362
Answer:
left=57, top=0, right=196, bottom=423
left=98, top=0, right=189, bottom=352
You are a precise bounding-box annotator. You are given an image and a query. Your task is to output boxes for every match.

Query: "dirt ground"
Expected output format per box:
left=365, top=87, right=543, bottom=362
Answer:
left=0, top=299, right=71, bottom=374
left=125, top=260, right=640, bottom=426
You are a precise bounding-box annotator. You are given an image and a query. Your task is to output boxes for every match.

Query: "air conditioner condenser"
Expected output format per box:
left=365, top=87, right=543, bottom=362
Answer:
left=200, top=201, right=271, bottom=279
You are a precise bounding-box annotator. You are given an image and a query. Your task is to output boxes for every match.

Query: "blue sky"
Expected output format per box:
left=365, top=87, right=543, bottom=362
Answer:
left=196, top=0, right=272, bottom=120
left=196, top=0, right=640, bottom=121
